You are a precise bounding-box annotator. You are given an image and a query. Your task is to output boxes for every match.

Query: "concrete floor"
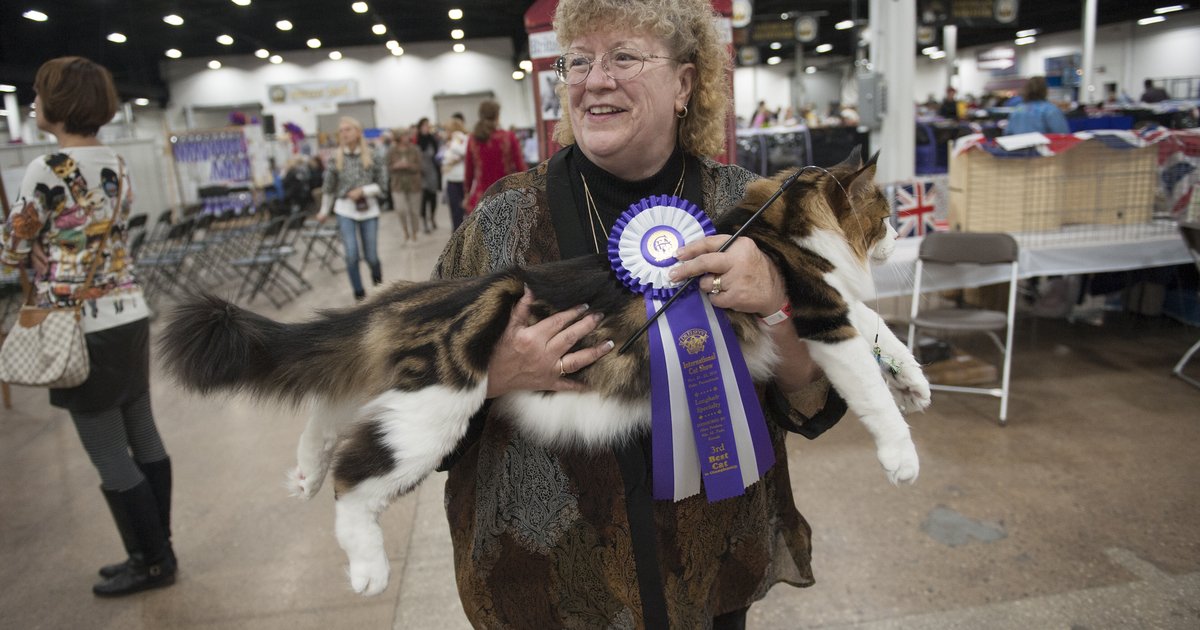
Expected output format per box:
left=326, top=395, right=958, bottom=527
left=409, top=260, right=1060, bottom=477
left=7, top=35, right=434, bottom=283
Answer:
left=2, top=207, right=1199, bottom=630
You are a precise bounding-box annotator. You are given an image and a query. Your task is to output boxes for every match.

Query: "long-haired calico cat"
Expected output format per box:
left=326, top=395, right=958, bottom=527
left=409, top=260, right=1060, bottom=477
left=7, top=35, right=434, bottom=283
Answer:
left=160, top=149, right=929, bottom=596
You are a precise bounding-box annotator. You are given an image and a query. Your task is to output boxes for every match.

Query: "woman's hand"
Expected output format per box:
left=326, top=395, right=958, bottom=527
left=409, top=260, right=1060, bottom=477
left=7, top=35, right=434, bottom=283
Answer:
left=669, top=234, right=787, bottom=317
left=347, top=187, right=364, bottom=201
left=486, top=287, right=615, bottom=398
left=670, top=235, right=820, bottom=392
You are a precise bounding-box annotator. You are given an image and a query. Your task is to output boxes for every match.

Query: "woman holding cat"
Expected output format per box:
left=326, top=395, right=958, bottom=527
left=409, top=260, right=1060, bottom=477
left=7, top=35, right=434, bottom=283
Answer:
left=433, top=0, right=844, bottom=626
left=2, top=57, right=175, bottom=597
left=317, top=116, right=387, bottom=301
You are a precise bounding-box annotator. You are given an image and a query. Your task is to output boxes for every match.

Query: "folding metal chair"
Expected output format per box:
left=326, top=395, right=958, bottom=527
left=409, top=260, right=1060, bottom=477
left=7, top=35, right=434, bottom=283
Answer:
left=136, top=215, right=198, bottom=302
left=299, top=215, right=343, bottom=275
left=1172, top=222, right=1200, bottom=390
left=231, top=213, right=311, bottom=307
left=907, top=232, right=1020, bottom=424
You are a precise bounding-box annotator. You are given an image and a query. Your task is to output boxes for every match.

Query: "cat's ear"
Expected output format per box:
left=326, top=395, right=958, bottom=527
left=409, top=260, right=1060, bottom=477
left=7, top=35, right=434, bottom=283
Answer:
left=848, top=161, right=878, bottom=200
left=834, top=146, right=864, bottom=171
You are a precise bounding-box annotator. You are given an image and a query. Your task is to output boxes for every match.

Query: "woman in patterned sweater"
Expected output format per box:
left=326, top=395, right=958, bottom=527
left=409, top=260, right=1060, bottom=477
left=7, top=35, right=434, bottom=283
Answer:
left=1, top=56, right=175, bottom=598
left=317, top=116, right=388, bottom=301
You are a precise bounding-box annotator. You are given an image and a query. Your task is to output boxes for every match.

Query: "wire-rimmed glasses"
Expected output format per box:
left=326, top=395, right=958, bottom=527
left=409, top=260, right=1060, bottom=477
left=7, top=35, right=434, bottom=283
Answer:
left=554, top=47, right=681, bottom=85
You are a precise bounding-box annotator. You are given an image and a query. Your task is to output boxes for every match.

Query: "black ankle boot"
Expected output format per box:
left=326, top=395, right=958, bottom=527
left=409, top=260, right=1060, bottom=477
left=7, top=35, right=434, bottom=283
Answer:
left=94, top=481, right=176, bottom=597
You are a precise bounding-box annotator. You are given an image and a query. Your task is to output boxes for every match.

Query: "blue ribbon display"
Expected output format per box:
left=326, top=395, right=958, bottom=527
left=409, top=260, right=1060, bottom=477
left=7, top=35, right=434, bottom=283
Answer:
left=609, top=196, right=774, bottom=502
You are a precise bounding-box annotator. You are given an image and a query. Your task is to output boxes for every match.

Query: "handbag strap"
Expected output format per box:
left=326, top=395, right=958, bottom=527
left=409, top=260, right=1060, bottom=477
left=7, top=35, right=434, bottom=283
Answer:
left=18, top=154, right=125, bottom=309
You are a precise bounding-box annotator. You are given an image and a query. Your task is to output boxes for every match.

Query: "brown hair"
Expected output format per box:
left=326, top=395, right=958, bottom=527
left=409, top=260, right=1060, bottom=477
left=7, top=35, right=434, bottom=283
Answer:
left=34, top=56, right=119, bottom=136
left=1022, top=76, right=1049, bottom=102
left=473, top=100, right=500, bottom=142
left=551, top=0, right=728, bottom=158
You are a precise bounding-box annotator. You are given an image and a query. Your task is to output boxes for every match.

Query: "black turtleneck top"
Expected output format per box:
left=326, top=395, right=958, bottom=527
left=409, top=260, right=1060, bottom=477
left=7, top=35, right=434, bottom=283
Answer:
left=565, top=145, right=698, bottom=255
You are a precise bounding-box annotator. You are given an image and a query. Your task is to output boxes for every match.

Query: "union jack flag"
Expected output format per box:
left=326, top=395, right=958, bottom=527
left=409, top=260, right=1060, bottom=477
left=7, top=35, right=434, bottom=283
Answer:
left=894, top=181, right=945, bottom=238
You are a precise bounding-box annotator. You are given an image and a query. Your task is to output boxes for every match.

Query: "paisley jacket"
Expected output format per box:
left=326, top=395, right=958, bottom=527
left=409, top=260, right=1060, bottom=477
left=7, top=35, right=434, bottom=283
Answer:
left=433, top=146, right=843, bottom=629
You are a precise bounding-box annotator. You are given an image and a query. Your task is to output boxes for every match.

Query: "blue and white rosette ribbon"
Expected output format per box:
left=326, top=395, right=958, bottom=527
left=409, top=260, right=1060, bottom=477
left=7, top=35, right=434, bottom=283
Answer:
left=608, top=195, right=775, bottom=503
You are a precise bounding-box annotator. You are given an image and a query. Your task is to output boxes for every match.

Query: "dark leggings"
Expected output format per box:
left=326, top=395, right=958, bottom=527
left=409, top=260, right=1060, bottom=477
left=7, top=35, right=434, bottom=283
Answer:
left=68, top=390, right=167, bottom=491
left=421, top=189, right=438, bottom=228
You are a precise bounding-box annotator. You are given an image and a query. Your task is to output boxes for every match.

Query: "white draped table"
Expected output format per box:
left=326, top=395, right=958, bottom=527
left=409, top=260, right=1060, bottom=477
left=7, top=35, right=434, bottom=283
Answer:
left=872, top=225, right=1192, bottom=298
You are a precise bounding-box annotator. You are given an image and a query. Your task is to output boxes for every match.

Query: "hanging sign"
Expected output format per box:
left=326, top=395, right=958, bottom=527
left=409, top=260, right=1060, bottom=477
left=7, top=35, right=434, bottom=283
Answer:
left=266, top=79, right=358, bottom=106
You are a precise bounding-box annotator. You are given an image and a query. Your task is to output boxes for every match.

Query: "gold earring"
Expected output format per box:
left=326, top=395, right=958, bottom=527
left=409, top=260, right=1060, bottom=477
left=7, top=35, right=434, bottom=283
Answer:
left=676, top=104, right=688, bottom=119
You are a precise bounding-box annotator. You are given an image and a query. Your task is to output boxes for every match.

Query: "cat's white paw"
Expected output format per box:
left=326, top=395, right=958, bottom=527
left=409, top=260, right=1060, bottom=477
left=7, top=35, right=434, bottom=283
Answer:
left=285, top=465, right=324, bottom=499
left=347, top=555, right=390, bottom=596
left=886, top=364, right=932, bottom=413
left=877, top=434, right=920, bottom=485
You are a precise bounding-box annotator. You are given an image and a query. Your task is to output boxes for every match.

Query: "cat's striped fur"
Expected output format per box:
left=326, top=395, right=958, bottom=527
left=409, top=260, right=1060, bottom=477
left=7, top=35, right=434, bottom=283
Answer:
left=160, top=149, right=927, bottom=596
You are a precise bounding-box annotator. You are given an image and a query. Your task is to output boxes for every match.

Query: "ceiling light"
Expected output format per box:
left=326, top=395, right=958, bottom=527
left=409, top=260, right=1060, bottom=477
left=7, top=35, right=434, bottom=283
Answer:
left=767, top=56, right=782, bottom=65
left=269, top=54, right=283, bottom=64
left=805, top=66, right=816, bottom=74
left=1155, top=5, right=1185, bottom=14
left=1015, top=28, right=1040, bottom=37
left=448, top=9, right=463, bottom=20
left=134, top=97, right=150, bottom=106
left=165, top=48, right=182, bottom=58
left=0, top=84, right=16, bottom=92
left=1137, top=15, right=1167, bottom=25
left=372, top=24, right=387, bottom=35
left=163, top=14, right=183, bottom=26
left=451, top=29, right=464, bottom=40
left=276, top=19, right=293, bottom=31
left=815, top=43, right=833, bottom=53
left=453, top=43, right=465, bottom=53
left=232, top=0, right=251, bottom=6
left=107, top=32, right=127, bottom=43
left=835, top=20, right=854, bottom=30
left=23, top=9, right=48, bottom=21
left=208, top=60, right=222, bottom=69
left=352, top=2, right=368, bottom=13
left=780, top=13, right=789, bottom=20
left=770, top=41, right=782, bottom=50
left=519, top=59, right=533, bottom=72
left=329, top=51, right=343, bottom=60
left=307, top=38, right=322, bottom=48
left=929, top=50, right=947, bottom=59
left=217, top=34, right=234, bottom=45
left=255, top=48, right=270, bottom=58
left=391, top=47, right=403, bottom=56
left=386, top=39, right=400, bottom=49
left=512, top=70, right=525, bottom=80
left=1015, top=36, right=1037, bottom=45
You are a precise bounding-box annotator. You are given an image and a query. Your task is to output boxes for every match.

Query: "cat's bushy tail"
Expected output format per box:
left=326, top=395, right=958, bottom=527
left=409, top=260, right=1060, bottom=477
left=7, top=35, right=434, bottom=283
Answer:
left=159, top=293, right=367, bottom=406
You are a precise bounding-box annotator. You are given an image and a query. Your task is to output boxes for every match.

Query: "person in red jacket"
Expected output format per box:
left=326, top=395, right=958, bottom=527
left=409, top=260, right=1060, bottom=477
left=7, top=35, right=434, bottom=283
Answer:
left=463, top=100, right=527, bottom=213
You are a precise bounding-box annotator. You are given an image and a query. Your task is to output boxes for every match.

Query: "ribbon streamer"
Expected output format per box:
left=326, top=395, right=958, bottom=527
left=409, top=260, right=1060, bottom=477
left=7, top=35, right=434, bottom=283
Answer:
left=609, top=195, right=774, bottom=502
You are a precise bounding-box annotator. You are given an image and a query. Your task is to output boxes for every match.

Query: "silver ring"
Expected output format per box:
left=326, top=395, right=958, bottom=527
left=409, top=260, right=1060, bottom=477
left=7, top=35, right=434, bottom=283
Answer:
left=710, top=274, right=723, bottom=295
left=558, top=358, right=566, bottom=377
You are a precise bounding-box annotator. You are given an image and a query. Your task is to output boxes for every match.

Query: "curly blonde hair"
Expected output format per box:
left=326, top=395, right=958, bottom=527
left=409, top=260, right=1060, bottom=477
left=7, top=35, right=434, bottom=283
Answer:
left=551, top=0, right=729, bottom=158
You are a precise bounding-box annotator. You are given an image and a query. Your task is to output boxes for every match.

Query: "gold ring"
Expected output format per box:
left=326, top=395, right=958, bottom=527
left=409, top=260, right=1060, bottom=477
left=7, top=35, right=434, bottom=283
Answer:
left=558, top=358, right=566, bottom=377
left=710, top=274, right=723, bottom=295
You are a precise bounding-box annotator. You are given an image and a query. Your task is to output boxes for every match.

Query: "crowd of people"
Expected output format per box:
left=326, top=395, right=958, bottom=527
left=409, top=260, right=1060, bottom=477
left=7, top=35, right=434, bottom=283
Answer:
left=274, top=100, right=529, bottom=300
left=741, top=98, right=862, bottom=129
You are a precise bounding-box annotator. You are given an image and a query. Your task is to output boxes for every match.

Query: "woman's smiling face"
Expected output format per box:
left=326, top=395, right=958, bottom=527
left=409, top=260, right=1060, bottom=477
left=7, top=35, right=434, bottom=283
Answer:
left=566, top=31, right=694, bottom=180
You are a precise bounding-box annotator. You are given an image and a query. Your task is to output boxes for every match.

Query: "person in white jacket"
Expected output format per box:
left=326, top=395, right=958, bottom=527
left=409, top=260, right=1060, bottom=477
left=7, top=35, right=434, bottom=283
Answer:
left=317, top=116, right=387, bottom=300
left=442, top=113, right=469, bottom=230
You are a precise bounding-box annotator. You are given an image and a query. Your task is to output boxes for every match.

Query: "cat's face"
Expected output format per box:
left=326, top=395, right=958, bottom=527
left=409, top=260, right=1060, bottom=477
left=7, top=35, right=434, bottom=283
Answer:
left=748, top=148, right=894, bottom=265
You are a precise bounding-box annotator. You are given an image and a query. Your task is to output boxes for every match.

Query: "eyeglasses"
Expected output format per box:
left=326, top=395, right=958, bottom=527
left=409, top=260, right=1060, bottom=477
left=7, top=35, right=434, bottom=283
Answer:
left=554, top=47, right=681, bottom=85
